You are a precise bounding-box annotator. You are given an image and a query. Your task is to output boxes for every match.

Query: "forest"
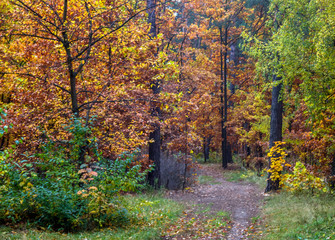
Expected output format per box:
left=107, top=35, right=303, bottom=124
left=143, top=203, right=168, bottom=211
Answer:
left=0, top=0, right=334, bottom=239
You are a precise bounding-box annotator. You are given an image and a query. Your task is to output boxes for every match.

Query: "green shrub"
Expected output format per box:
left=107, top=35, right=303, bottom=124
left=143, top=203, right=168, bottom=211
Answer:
left=0, top=117, right=151, bottom=232
left=284, top=161, right=327, bottom=193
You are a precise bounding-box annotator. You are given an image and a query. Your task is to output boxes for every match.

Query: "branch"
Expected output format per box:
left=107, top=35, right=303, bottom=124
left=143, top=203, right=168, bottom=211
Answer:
left=73, top=1, right=170, bottom=61
left=9, top=33, right=58, bottom=41
left=11, top=0, right=62, bottom=41
left=63, top=0, right=68, bottom=23
left=227, top=76, right=251, bottom=101
left=40, top=0, right=62, bottom=25
left=0, top=72, right=71, bottom=94
left=73, top=1, right=93, bottom=77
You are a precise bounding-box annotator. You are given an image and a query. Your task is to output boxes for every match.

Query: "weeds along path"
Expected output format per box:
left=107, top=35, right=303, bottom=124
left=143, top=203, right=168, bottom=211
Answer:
left=165, top=164, right=264, bottom=240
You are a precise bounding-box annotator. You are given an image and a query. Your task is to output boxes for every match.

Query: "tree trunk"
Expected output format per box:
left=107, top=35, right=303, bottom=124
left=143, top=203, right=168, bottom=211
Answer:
left=203, top=136, right=211, bottom=163
left=147, top=0, right=161, bottom=188
left=227, top=143, right=233, bottom=163
left=182, top=118, right=188, bottom=190
left=330, top=157, right=335, bottom=189
left=148, top=124, right=161, bottom=187
left=265, top=75, right=283, bottom=193
left=0, top=93, right=11, bottom=150
left=229, top=42, right=237, bottom=108
left=220, top=26, right=229, bottom=169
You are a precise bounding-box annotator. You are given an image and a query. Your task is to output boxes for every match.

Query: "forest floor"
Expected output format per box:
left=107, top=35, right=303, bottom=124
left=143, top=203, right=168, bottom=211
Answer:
left=163, top=163, right=264, bottom=239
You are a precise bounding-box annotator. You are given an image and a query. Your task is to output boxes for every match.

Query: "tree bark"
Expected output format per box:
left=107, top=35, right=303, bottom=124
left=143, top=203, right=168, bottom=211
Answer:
left=227, top=143, right=233, bottom=163
left=229, top=43, right=237, bottom=108
left=330, top=157, right=335, bottom=189
left=203, top=136, right=211, bottom=163
left=220, top=26, right=229, bottom=169
left=147, top=0, right=161, bottom=188
left=265, top=75, right=283, bottom=193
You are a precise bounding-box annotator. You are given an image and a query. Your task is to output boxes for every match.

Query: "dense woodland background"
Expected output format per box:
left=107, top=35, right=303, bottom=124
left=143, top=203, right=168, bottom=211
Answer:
left=0, top=0, right=334, bottom=234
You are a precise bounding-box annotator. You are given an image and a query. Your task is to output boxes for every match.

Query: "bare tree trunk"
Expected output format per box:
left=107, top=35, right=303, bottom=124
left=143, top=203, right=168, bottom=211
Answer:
left=61, top=1, right=85, bottom=167
left=265, top=75, right=283, bottom=193
left=203, top=136, right=211, bottom=163
left=220, top=26, right=229, bottom=169
left=182, top=118, right=188, bottom=190
left=147, top=0, right=161, bottom=188
left=227, top=143, right=233, bottom=163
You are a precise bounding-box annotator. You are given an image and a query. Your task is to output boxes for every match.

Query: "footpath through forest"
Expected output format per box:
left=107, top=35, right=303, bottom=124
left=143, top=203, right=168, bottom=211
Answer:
left=164, top=164, right=264, bottom=240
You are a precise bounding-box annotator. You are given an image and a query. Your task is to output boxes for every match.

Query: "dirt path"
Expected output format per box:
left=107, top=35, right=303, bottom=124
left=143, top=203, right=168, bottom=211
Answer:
left=166, top=164, right=264, bottom=239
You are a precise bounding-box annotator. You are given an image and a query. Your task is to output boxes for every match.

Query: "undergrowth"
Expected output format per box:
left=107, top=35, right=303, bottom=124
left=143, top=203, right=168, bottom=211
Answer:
left=261, top=192, right=335, bottom=240
left=0, top=193, right=184, bottom=240
left=194, top=151, right=221, bottom=164
left=0, top=117, right=151, bottom=232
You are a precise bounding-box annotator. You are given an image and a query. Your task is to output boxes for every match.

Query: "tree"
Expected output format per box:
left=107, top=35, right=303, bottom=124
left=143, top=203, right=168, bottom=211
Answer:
left=244, top=0, right=335, bottom=190
left=265, top=75, right=283, bottom=192
left=192, top=0, right=249, bottom=168
left=147, top=0, right=161, bottom=188
left=269, top=0, right=335, bottom=184
left=0, top=0, right=169, bottom=162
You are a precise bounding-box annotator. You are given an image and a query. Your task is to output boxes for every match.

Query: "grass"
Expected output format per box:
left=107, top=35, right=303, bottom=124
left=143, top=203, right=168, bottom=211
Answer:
left=198, top=175, right=221, bottom=185
left=222, top=166, right=335, bottom=239
left=195, top=203, right=213, bottom=215
left=216, top=210, right=230, bottom=219
left=259, top=191, right=335, bottom=240
left=223, top=167, right=335, bottom=239
left=223, top=169, right=267, bottom=189
left=0, top=192, right=184, bottom=240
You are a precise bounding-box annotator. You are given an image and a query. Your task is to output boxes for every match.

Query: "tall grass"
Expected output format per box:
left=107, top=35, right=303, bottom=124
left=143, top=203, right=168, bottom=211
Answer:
left=262, top=192, right=335, bottom=239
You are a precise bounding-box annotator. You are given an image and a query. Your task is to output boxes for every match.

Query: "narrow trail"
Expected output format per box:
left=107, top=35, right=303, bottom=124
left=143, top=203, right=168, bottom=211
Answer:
left=166, top=164, right=264, bottom=239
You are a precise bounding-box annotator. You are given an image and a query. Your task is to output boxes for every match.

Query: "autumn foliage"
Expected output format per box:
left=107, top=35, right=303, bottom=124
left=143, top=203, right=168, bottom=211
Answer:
left=0, top=0, right=334, bottom=231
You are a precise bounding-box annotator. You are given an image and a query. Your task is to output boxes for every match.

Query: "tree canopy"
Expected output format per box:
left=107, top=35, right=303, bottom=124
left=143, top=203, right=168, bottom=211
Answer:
left=0, top=1, right=334, bottom=229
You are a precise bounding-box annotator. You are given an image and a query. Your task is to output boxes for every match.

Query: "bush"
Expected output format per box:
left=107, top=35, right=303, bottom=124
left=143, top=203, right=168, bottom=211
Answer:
left=0, top=117, right=151, bottom=232
left=284, top=161, right=326, bottom=193
left=267, top=141, right=288, bottom=188
left=266, top=141, right=330, bottom=193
